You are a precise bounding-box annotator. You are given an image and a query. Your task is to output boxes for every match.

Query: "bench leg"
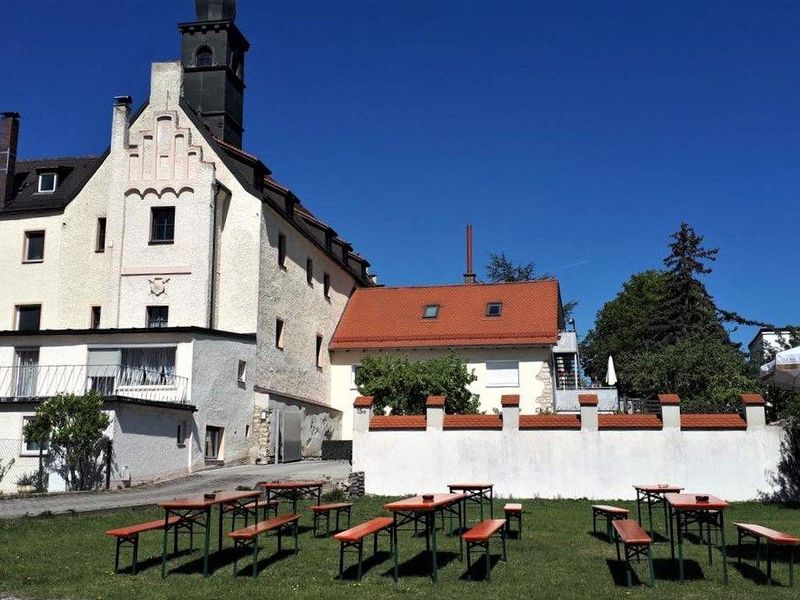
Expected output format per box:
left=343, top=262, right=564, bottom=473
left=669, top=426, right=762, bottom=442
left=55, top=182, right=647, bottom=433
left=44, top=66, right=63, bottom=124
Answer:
left=625, top=550, right=632, bottom=588
left=767, top=542, right=772, bottom=587
left=647, top=544, right=654, bottom=587
left=790, top=546, right=794, bottom=587
left=466, top=541, right=472, bottom=581
left=312, top=511, right=318, bottom=536
left=114, top=538, right=121, bottom=573
left=326, top=511, right=331, bottom=536
left=374, top=532, right=378, bottom=555
left=357, top=541, right=363, bottom=581
left=294, top=520, right=299, bottom=552
left=252, top=536, right=259, bottom=578
left=338, top=542, right=344, bottom=579
left=501, top=527, right=507, bottom=562
left=485, top=541, right=491, bottom=582
left=132, top=537, right=139, bottom=576
left=615, top=536, right=621, bottom=562
left=737, top=528, right=742, bottom=568
left=336, top=509, right=341, bottom=533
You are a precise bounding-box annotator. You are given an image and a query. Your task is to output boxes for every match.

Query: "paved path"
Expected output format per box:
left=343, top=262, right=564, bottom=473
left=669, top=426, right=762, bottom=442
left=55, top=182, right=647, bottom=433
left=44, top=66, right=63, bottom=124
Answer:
left=0, top=460, right=350, bottom=520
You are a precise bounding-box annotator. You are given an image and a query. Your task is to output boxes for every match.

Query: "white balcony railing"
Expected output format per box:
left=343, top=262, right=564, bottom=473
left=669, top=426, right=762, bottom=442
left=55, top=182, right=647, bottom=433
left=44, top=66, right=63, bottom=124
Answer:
left=0, top=364, right=189, bottom=404
left=554, top=387, right=620, bottom=412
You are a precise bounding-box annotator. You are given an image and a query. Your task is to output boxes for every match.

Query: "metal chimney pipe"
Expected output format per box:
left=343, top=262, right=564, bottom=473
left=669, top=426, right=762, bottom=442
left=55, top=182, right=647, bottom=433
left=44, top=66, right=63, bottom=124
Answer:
left=464, top=224, right=476, bottom=284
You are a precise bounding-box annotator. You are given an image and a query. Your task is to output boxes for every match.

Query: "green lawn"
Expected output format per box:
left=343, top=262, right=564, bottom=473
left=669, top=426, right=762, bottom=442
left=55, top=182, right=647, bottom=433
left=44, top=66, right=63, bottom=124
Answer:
left=0, top=497, right=797, bottom=599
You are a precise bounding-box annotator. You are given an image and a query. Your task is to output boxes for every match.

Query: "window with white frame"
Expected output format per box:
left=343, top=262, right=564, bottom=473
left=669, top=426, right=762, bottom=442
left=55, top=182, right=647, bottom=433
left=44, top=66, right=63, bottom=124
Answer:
left=350, top=364, right=361, bottom=389
left=37, top=173, right=57, bottom=193
left=22, top=416, right=49, bottom=455
left=485, top=360, right=519, bottom=387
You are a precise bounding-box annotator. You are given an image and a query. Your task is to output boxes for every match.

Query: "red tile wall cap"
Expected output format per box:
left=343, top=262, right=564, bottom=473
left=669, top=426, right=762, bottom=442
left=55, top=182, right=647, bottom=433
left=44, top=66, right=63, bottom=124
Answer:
left=598, top=414, right=663, bottom=430
left=519, top=414, right=581, bottom=429
left=658, top=394, right=681, bottom=405
left=501, top=394, right=520, bottom=407
left=369, top=415, right=426, bottom=430
left=426, top=395, right=446, bottom=407
left=353, top=396, right=374, bottom=408
left=740, top=393, right=766, bottom=406
left=681, top=414, right=747, bottom=430
left=443, top=414, right=502, bottom=430
left=578, top=394, right=598, bottom=406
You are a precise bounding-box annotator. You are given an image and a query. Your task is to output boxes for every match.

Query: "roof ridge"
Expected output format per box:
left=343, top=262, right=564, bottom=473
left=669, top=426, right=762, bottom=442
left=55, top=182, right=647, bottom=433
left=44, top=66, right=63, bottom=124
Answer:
left=17, top=155, right=101, bottom=163
left=358, top=279, right=559, bottom=292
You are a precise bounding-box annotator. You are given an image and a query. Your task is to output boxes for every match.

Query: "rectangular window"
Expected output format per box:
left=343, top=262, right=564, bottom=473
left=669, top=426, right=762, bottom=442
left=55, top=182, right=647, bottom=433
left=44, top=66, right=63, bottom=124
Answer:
left=37, top=173, right=57, bottom=193
left=278, top=233, right=287, bottom=268
left=16, top=305, right=41, bottom=331
left=486, top=302, right=503, bottom=317
left=177, top=421, right=187, bottom=446
left=306, top=258, right=314, bottom=285
left=95, top=218, right=106, bottom=252
left=485, top=360, right=519, bottom=388
left=316, top=335, right=323, bottom=368
left=275, top=318, right=285, bottom=350
left=323, top=273, right=331, bottom=298
left=90, top=306, right=102, bottom=329
left=119, top=346, right=176, bottom=386
left=22, top=416, right=49, bottom=455
left=423, top=304, right=440, bottom=319
left=237, top=359, right=247, bottom=383
left=205, top=426, right=223, bottom=459
left=23, top=231, right=45, bottom=263
left=350, top=364, right=361, bottom=390
left=15, top=349, right=39, bottom=397
left=150, top=207, right=175, bottom=244
left=146, top=305, right=169, bottom=328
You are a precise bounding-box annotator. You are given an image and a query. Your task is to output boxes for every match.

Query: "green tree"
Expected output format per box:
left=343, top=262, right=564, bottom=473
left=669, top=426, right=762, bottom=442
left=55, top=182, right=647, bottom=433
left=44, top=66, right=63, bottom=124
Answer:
left=580, top=270, right=668, bottom=389
left=649, top=223, right=728, bottom=346
left=356, top=352, right=480, bottom=415
left=23, top=391, right=111, bottom=491
left=485, top=251, right=577, bottom=319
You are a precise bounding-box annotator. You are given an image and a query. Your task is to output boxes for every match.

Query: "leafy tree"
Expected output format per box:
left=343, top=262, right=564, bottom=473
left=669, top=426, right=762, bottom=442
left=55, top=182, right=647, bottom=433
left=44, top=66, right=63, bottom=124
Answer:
left=23, top=391, right=111, bottom=491
left=485, top=251, right=577, bottom=319
left=649, top=223, right=728, bottom=346
left=355, top=352, right=479, bottom=415
left=580, top=270, right=668, bottom=389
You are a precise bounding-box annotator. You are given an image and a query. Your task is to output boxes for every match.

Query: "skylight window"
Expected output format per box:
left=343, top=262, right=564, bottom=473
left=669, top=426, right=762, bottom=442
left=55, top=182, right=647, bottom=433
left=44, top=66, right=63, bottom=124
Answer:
left=423, top=304, right=440, bottom=319
left=486, top=302, right=503, bottom=317
left=37, top=173, right=57, bottom=193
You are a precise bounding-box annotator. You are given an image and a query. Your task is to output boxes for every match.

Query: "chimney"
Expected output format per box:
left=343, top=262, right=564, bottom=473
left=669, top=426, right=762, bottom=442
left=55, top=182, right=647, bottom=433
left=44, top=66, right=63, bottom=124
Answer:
left=0, top=112, right=20, bottom=209
left=111, top=96, right=132, bottom=150
left=463, top=224, right=476, bottom=284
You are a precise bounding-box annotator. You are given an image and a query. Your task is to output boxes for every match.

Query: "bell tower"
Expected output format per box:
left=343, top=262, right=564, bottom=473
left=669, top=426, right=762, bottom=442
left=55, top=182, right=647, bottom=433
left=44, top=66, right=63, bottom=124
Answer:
left=178, top=0, right=249, bottom=147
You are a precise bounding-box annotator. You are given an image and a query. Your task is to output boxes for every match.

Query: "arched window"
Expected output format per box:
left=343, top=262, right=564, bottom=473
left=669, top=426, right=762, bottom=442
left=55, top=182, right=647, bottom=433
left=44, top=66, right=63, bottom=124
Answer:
left=195, top=46, right=213, bottom=67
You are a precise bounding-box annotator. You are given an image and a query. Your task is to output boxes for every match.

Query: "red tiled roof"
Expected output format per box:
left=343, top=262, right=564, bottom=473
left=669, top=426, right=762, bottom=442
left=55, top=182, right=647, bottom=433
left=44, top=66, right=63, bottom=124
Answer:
left=659, top=394, right=681, bottom=405
left=426, top=395, right=445, bottom=407
left=330, top=280, right=561, bottom=350
left=501, top=394, right=520, bottom=407
left=578, top=394, right=598, bottom=406
left=740, top=393, right=765, bottom=406
left=681, top=414, right=747, bottom=430
left=443, top=414, right=502, bottom=430
left=353, top=396, right=374, bottom=408
left=519, top=414, right=581, bottom=429
left=599, top=414, right=662, bottom=429
left=369, top=415, right=426, bottom=430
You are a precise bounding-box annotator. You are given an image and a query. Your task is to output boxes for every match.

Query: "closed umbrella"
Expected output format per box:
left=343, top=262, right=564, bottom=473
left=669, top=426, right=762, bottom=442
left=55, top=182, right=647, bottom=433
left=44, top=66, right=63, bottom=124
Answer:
left=760, top=346, right=800, bottom=391
left=606, top=355, right=618, bottom=387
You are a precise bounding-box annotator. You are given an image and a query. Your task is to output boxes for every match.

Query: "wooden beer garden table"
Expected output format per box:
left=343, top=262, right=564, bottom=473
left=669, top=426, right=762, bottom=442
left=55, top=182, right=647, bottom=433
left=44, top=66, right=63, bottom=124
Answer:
left=448, top=483, right=494, bottom=520
left=665, top=493, right=730, bottom=584
left=633, top=484, right=683, bottom=539
left=257, top=480, right=324, bottom=513
left=384, top=493, right=467, bottom=583
left=159, top=490, right=262, bottom=577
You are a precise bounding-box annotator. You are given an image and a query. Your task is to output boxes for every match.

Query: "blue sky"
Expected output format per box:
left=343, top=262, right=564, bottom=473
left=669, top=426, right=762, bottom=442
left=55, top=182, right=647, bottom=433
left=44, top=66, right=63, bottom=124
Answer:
left=5, top=1, right=799, bottom=348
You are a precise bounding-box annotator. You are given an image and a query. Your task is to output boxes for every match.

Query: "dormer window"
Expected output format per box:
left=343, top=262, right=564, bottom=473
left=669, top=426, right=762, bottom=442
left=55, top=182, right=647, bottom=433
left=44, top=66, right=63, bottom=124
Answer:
left=37, top=173, right=57, bottom=193
left=423, top=304, right=440, bottom=319
left=195, top=45, right=213, bottom=67
left=486, top=302, right=503, bottom=317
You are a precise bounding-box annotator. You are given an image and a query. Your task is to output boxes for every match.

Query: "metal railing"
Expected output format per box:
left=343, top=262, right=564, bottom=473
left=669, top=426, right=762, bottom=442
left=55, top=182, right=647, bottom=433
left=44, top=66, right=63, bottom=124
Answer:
left=554, top=387, right=620, bottom=412
left=0, top=364, right=189, bottom=404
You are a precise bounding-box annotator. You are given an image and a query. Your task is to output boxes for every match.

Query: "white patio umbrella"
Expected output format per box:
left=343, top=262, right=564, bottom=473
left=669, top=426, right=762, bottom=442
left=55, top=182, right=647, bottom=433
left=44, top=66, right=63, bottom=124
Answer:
left=606, top=355, right=618, bottom=387
left=760, top=346, right=800, bottom=391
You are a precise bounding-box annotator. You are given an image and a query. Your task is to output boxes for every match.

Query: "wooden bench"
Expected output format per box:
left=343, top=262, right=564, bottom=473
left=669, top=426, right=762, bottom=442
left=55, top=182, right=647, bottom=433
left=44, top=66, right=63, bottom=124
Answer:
left=612, top=519, right=654, bottom=588
left=223, top=499, right=280, bottom=529
left=735, top=522, right=799, bottom=587
left=333, top=517, right=394, bottom=580
left=504, top=503, right=523, bottom=538
left=463, top=519, right=507, bottom=581
left=106, top=516, right=194, bottom=575
left=228, top=513, right=300, bottom=577
left=311, top=502, right=353, bottom=536
left=591, top=504, right=629, bottom=538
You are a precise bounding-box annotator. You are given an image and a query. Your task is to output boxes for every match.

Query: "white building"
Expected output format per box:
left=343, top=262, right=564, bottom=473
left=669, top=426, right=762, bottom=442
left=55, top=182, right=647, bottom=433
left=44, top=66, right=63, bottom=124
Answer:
left=748, top=328, right=796, bottom=366
left=329, top=280, right=613, bottom=439
left=0, top=0, right=373, bottom=490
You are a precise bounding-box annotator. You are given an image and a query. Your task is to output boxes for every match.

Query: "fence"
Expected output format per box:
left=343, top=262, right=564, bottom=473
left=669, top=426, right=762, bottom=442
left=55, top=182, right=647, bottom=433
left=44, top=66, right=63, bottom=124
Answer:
left=0, top=364, right=189, bottom=404
left=554, top=387, right=619, bottom=412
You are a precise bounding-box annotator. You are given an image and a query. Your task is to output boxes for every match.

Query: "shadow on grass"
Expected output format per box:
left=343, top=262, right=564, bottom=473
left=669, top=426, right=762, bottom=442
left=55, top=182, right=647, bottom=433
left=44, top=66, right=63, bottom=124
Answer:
left=233, top=548, right=298, bottom=577
left=118, top=548, right=196, bottom=575
left=730, top=543, right=796, bottom=587
left=339, top=550, right=392, bottom=580
left=458, top=553, right=504, bottom=581
left=382, top=550, right=460, bottom=579
left=589, top=530, right=614, bottom=543
left=604, top=558, right=706, bottom=586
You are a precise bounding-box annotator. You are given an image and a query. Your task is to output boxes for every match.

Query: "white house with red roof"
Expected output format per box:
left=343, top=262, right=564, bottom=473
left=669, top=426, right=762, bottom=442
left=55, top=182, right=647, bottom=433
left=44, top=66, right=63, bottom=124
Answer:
left=330, top=279, right=602, bottom=438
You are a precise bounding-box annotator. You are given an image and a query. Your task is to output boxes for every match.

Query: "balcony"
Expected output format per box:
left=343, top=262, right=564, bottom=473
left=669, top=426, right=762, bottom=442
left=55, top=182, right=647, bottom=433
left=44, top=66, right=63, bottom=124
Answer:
left=0, top=364, right=189, bottom=404
left=554, top=387, right=620, bottom=412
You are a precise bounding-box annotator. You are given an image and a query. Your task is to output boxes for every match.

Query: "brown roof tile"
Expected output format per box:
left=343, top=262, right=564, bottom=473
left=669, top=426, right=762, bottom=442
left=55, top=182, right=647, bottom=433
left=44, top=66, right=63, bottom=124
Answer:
left=443, top=414, right=502, bottom=430
left=598, top=414, right=662, bottom=430
left=519, top=414, right=581, bottom=429
left=659, top=394, right=681, bottom=405
left=681, top=414, right=747, bottom=430
left=369, top=415, right=426, bottom=430
left=740, top=393, right=765, bottom=406
left=353, top=396, right=374, bottom=408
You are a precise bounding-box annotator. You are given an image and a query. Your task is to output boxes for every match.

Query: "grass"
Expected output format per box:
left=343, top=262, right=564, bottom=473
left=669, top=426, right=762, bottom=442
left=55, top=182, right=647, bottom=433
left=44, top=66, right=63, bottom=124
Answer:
left=0, top=496, right=798, bottom=599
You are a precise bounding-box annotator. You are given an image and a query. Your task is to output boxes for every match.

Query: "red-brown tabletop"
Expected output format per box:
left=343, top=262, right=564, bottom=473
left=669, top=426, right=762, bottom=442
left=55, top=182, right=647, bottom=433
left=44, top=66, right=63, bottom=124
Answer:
left=634, top=484, right=684, bottom=494
left=665, top=493, right=730, bottom=511
left=159, top=490, right=261, bottom=510
left=384, top=493, right=467, bottom=512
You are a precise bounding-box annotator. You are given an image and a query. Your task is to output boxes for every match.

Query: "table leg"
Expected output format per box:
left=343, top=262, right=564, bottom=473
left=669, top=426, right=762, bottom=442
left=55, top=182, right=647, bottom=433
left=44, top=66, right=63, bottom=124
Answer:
left=668, top=505, right=675, bottom=561
left=479, top=492, right=484, bottom=521
left=160, top=510, right=170, bottom=578
left=430, top=511, right=438, bottom=583
left=647, top=495, right=654, bottom=539
left=677, top=511, right=685, bottom=581
left=218, top=503, right=224, bottom=552
left=317, top=485, right=322, bottom=506
left=458, top=499, right=464, bottom=560
left=203, top=507, right=212, bottom=577
left=719, top=510, right=728, bottom=585
left=392, top=512, right=399, bottom=582
left=662, top=499, right=669, bottom=542
left=489, top=487, right=494, bottom=519
left=636, top=489, right=642, bottom=525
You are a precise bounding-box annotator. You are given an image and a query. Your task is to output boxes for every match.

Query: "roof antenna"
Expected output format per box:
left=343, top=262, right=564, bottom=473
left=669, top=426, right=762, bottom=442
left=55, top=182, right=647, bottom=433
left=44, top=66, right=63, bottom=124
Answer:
left=463, top=224, right=476, bottom=284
